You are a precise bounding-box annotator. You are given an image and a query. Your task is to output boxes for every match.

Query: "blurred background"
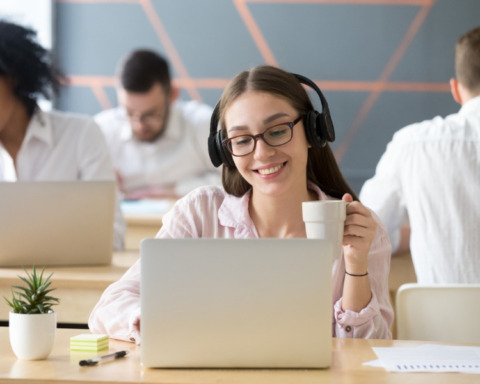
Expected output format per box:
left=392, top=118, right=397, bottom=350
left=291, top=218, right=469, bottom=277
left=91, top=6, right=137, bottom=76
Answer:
left=3, top=0, right=479, bottom=193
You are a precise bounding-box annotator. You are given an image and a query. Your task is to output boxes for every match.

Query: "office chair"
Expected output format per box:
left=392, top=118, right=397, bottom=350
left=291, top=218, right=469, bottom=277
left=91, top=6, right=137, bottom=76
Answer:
left=396, top=283, right=480, bottom=343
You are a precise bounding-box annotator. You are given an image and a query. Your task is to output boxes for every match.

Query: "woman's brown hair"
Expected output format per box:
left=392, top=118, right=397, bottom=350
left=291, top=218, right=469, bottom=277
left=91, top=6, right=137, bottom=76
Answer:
left=218, top=65, right=358, bottom=200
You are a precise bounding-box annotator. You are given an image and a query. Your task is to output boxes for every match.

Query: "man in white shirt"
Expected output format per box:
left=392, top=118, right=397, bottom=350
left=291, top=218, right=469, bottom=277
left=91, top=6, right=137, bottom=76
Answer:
left=0, top=20, right=125, bottom=251
left=95, top=49, right=221, bottom=200
left=360, top=26, right=480, bottom=284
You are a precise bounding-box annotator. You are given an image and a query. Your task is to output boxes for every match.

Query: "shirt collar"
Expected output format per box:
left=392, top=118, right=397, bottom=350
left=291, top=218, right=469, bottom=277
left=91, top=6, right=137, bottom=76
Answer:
left=218, top=188, right=254, bottom=232
left=118, top=108, right=133, bottom=141
left=24, top=108, right=54, bottom=148
left=459, top=95, right=480, bottom=116
left=163, top=101, right=182, bottom=141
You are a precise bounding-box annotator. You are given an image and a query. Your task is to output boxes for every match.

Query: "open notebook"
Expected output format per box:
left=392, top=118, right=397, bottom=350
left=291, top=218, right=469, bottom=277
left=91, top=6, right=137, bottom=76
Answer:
left=140, top=238, right=334, bottom=368
left=0, top=181, right=115, bottom=267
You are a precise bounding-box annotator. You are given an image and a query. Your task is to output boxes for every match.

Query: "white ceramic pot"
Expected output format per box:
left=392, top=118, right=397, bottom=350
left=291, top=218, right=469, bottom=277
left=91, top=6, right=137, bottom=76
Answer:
left=9, top=310, right=57, bottom=360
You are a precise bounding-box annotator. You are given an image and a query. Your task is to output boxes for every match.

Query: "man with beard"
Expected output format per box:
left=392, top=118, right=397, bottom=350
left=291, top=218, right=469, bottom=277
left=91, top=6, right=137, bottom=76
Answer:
left=95, top=49, right=220, bottom=200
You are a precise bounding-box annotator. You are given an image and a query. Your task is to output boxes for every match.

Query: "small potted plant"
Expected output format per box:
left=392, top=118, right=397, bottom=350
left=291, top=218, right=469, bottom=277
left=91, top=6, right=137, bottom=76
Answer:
left=4, top=265, right=59, bottom=360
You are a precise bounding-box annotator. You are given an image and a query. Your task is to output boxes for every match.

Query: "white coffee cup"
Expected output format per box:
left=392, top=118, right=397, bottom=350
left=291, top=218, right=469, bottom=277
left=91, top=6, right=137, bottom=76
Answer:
left=302, top=200, right=347, bottom=259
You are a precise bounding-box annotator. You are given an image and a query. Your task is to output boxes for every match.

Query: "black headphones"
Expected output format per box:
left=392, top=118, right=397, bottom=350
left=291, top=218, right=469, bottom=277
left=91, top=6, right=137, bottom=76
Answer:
left=207, top=73, right=335, bottom=168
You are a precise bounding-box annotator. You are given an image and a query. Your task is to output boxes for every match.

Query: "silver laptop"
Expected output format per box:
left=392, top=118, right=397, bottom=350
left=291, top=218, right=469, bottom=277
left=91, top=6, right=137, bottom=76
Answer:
left=0, top=181, right=115, bottom=267
left=140, top=238, right=333, bottom=368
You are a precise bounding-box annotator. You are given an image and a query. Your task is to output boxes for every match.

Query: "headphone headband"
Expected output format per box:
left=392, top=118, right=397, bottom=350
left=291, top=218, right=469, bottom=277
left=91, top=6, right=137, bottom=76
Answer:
left=292, top=73, right=329, bottom=113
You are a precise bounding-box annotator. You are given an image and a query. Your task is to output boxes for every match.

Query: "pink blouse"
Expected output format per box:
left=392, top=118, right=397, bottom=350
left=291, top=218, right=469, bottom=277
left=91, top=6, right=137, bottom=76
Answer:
left=89, top=184, right=394, bottom=343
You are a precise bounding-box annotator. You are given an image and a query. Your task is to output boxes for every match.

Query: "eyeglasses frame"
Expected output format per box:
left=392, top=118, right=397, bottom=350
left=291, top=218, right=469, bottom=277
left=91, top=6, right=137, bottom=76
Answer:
left=222, top=116, right=303, bottom=157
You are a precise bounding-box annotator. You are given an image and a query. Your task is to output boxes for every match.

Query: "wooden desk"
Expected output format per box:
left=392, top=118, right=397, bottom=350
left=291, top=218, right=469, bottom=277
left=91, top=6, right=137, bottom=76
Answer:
left=0, top=328, right=478, bottom=383
left=124, top=213, right=163, bottom=251
left=0, top=248, right=416, bottom=330
left=122, top=199, right=174, bottom=251
left=388, top=251, right=417, bottom=338
left=0, top=252, right=139, bottom=325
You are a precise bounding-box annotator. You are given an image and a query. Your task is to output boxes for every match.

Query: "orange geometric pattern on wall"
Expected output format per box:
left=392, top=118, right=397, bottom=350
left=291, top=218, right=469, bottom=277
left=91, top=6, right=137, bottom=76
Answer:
left=59, top=0, right=447, bottom=161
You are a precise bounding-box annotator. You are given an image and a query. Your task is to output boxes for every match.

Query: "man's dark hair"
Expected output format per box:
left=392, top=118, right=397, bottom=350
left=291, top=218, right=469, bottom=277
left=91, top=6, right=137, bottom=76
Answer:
left=118, top=49, right=171, bottom=94
left=0, top=19, right=63, bottom=116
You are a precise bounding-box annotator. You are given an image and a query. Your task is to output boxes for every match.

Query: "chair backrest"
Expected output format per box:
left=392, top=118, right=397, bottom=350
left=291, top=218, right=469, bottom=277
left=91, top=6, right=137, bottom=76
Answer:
left=396, top=283, right=480, bottom=343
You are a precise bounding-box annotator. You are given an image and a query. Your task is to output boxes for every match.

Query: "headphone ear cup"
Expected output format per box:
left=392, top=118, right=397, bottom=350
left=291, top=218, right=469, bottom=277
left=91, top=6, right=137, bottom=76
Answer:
left=207, top=132, right=223, bottom=167
left=304, top=110, right=326, bottom=148
left=208, top=107, right=224, bottom=167
left=292, top=72, right=336, bottom=147
left=218, top=131, right=236, bottom=168
left=316, top=110, right=335, bottom=144
left=208, top=102, right=236, bottom=168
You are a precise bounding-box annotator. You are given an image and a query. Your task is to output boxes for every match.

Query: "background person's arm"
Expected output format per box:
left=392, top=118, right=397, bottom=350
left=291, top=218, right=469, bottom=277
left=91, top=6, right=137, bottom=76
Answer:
left=359, top=133, right=407, bottom=254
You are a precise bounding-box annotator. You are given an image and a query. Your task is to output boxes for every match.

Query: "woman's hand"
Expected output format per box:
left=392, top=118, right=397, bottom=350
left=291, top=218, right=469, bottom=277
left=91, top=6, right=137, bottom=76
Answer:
left=341, top=193, right=377, bottom=275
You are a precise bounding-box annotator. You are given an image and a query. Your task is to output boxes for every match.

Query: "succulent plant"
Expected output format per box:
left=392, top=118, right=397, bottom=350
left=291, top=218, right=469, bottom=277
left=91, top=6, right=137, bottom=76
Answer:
left=4, top=265, right=59, bottom=314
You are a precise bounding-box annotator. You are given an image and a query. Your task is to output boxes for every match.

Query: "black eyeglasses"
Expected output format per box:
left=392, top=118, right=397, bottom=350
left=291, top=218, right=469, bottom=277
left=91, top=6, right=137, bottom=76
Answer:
left=223, top=116, right=303, bottom=157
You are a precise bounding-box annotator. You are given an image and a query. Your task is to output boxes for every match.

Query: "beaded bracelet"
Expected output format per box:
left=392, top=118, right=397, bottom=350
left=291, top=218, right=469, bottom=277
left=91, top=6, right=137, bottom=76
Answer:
left=345, top=271, right=368, bottom=277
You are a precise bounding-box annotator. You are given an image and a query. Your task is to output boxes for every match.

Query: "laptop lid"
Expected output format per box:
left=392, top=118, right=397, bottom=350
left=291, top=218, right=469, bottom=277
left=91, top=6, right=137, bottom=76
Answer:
left=0, top=181, right=115, bottom=267
left=140, top=238, right=333, bottom=368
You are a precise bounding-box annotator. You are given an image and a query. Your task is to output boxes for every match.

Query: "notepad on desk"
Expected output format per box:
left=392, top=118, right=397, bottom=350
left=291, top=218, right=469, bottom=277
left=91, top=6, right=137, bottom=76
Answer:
left=70, top=334, right=109, bottom=352
left=121, top=199, right=172, bottom=215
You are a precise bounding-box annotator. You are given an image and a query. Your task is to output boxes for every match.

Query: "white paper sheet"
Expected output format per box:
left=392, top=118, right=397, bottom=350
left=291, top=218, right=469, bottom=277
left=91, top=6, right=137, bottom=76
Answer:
left=364, top=344, right=480, bottom=373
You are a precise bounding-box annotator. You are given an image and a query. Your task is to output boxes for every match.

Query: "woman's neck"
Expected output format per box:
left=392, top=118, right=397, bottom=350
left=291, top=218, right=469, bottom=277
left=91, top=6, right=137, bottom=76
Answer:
left=249, top=184, right=317, bottom=239
left=0, top=101, right=30, bottom=161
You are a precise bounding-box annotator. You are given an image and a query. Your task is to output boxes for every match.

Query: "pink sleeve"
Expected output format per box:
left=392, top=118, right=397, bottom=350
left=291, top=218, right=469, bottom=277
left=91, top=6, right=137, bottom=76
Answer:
left=332, top=212, right=394, bottom=339
left=88, top=259, right=142, bottom=344
left=87, top=193, right=201, bottom=344
left=87, top=189, right=222, bottom=343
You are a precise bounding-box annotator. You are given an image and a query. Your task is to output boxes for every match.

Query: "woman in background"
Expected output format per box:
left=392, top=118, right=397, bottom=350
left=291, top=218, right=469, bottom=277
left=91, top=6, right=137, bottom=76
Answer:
left=89, top=65, right=393, bottom=342
left=0, top=20, right=125, bottom=250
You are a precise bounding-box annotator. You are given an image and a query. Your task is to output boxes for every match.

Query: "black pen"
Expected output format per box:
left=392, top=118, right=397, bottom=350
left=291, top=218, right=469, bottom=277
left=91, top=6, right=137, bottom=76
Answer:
left=79, top=350, right=128, bottom=366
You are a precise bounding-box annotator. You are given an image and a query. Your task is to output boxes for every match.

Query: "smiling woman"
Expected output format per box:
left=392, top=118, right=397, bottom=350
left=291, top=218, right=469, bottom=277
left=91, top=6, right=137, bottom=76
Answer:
left=88, top=65, right=394, bottom=344
left=221, top=90, right=312, bottom=203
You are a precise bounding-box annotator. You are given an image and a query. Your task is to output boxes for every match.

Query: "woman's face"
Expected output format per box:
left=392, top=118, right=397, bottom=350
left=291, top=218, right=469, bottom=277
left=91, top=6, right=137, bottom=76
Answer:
left=0, top=77, right=19, bottom=134
left=224, top=91, right=310, bottom=198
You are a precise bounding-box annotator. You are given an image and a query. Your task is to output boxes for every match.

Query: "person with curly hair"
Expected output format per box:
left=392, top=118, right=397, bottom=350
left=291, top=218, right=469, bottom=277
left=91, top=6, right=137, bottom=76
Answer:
left=0, top=19, right=125, bottom=251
